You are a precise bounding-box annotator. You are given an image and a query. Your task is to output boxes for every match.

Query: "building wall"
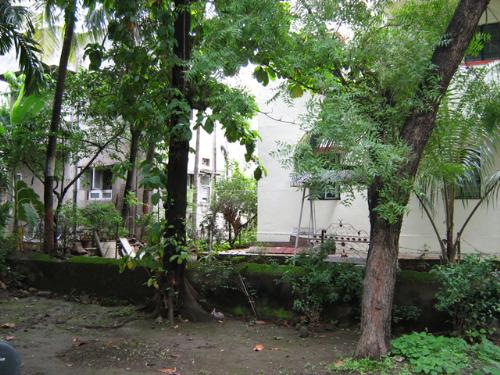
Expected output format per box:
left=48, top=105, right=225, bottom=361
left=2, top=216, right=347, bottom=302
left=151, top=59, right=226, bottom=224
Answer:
left=256, top=85, right=500, bottom=257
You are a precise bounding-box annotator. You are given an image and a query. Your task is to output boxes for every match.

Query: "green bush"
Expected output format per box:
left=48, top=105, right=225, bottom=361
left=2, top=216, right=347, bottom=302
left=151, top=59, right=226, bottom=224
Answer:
left=81, top=203, right=125, bottom=240
left=282, top=247, right=363, bottom=325
left=391, top=332, right=470, bottom=374
left=470, top=338, right=500, bottom=374
left=0, top=235, right=16, bottom=277
left=431, top=256, right=500, bottom=338
left=391, top=332, right=500, bottom=374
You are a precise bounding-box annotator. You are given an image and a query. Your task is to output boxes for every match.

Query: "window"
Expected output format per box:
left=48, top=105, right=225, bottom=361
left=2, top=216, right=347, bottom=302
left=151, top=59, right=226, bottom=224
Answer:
left=465, top=22, right=500, bottom=62
left=88, top=167, right=113, bottom=200
left=200, top=174, right=211, bottom=203
left=202, top=158, right=210, bottom=167
left=455, top=170, right=481, bottom=200
left=309, top=184, right=341, bottom=201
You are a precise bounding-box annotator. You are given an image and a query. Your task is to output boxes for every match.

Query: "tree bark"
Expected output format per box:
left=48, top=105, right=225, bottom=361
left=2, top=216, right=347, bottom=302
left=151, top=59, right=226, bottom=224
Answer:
left=43, top=0, right=77, bottom=254
left=356, top=0, right=489, bottom=358
left=162, top=0, right=210, bottom=323
left=121, top=125, right=142, bottom=232
left=356, top=181, right=404, bottom=358
left=138, top=141, right=155, bottom=241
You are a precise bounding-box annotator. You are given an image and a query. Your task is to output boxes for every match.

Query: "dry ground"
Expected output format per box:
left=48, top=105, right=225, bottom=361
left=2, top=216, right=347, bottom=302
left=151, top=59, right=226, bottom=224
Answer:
left=0, top=291, right=358, bottom=375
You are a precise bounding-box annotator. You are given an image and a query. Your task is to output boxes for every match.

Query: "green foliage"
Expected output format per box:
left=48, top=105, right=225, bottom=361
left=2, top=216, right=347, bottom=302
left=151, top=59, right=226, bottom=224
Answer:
left=417, top=66, right=500, bottom=260
left=328, top=357, right=395, bottom=374
left=318, top=239, right=336, bottom=254
left=80, top=203, right=124, bottom=240
left=119, top=216, right=166, bottom=290
left=331, top=334, right=500, bottom=375
left=15, top=180, right=43, bottom=224
left=283, top=248, right=363, bottom=325
left=210, top=162, right=257, bottom=247
left=431, top=256, right=500, bottom=338
left=392, top=305, right=422, bottom=325
left=0, top=235, right=16, bottom=278
left=391, top=332, right=470, bottom=374
left=470, top=339, right=500, bottom=374
left=0, top=2, right=44, bottom=93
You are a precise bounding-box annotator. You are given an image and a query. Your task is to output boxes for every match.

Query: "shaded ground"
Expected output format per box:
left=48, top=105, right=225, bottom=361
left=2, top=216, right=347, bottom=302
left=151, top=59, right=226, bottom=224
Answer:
left=0, top=291, right=358, bottom=374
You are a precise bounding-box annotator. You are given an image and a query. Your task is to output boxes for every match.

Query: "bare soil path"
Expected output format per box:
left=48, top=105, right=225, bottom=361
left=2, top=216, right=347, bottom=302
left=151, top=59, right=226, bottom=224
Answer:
left=0, top=292, right=358, bottom=375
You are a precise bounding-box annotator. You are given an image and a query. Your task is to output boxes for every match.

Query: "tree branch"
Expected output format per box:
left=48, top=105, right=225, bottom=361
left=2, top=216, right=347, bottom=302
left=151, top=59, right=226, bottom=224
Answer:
left=415, top=192, right=446, bottom=257
left=59, top=127, right=125, bottom=201
left=455, top=179, right=498, bottom=243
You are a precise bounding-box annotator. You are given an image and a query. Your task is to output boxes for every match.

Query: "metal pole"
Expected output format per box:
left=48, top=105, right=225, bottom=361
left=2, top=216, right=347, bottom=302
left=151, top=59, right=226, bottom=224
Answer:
left=295, top=187, right=306, bottom=249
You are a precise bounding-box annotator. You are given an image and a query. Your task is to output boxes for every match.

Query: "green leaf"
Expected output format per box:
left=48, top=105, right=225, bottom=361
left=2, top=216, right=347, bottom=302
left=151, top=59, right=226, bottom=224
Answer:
left=253, top=166, right=263, bottom=181
left=253, top=66, right=270, bottom=86
left=288, top=83, right=304, bottom=98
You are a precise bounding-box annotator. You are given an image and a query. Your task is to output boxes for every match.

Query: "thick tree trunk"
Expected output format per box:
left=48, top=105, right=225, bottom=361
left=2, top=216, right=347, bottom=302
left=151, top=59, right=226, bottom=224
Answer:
left=121, top=126, right=141, bottom=232
left=355, top=182, right=404, bottom=358
left=162, top=0, right=210, bottom=323
left=43, top=0, right=76, bottom=254
left=356, top=0, right=489, bottom=358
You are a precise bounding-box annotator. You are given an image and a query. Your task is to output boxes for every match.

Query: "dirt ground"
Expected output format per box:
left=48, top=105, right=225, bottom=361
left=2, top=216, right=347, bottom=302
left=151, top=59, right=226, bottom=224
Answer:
left=0, top=291, right=358, bottom=375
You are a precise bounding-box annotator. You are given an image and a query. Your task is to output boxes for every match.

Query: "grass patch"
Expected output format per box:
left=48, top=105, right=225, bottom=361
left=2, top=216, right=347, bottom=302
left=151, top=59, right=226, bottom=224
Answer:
left=67, top=256, right=121, bottom=266
left=237, top=262, right=302, bottom=277
left=328, top=357, right=396, bottom=374
left=230, top=305, right=250, bottom=317
left=259, top=306, right=293, bottom=320
left=30, top=253, right=59, bottom=262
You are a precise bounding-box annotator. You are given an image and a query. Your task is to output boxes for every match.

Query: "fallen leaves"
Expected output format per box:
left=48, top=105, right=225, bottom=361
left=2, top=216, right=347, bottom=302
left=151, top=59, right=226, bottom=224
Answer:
left=158, top=368, right=179, bottom=374
left=253, top=344, right=264, bottom=351
left=334, top=359, right=344, bottom=367
left=5, top=335, right=16, bottom=341
left=1, top=322, right=16, bottom=329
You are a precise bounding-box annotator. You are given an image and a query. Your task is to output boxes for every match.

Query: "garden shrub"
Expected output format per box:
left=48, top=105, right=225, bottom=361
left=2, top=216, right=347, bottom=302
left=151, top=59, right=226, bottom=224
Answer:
left=282, top=247, right=363, bottom=325
left=470, top=338, right=500, bottom=374
left=391, top=332, right=470, bottom=374
left=81, top=203, right=125, bottom=240
left=431, top=256, right=500, bottom=339
left=331, top=334, right=500, bottom=375
left=391, top=332, right=500, bottom=374
left=0, top=202, right=15, bottom=279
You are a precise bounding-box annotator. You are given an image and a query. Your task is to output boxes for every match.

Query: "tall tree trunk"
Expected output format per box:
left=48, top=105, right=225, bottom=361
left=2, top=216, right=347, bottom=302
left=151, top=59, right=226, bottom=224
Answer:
left=43, top=0, right=77, bottom=254
left=121, top=125, right=142, bottom=232
left=191, top=126, right=201, bottom=239
left=138, top=141, right=155, bottom=241
left=162, top=0, right=210, bottom=323
left=355, top=0, right=489, bottom=358
left=356, top=181, right=404, bottom=357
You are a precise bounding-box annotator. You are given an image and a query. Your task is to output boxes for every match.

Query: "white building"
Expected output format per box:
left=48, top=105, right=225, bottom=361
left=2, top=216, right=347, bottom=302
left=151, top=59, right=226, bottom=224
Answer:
left=256, top=6, right=500, bottom=258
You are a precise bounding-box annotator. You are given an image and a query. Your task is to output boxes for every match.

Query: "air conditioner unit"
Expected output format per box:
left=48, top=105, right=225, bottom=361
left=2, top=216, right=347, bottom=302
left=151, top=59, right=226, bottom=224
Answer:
left=89, top=189, right=113, bottom=200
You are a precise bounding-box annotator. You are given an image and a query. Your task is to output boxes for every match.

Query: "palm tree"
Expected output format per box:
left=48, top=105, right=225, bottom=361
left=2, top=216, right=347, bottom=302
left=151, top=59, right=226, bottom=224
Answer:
left=416, top=66, right=500, bottom=263
left=41, top=0, right=108, bottom=254
left=0, top=0, right=44, bottom=93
